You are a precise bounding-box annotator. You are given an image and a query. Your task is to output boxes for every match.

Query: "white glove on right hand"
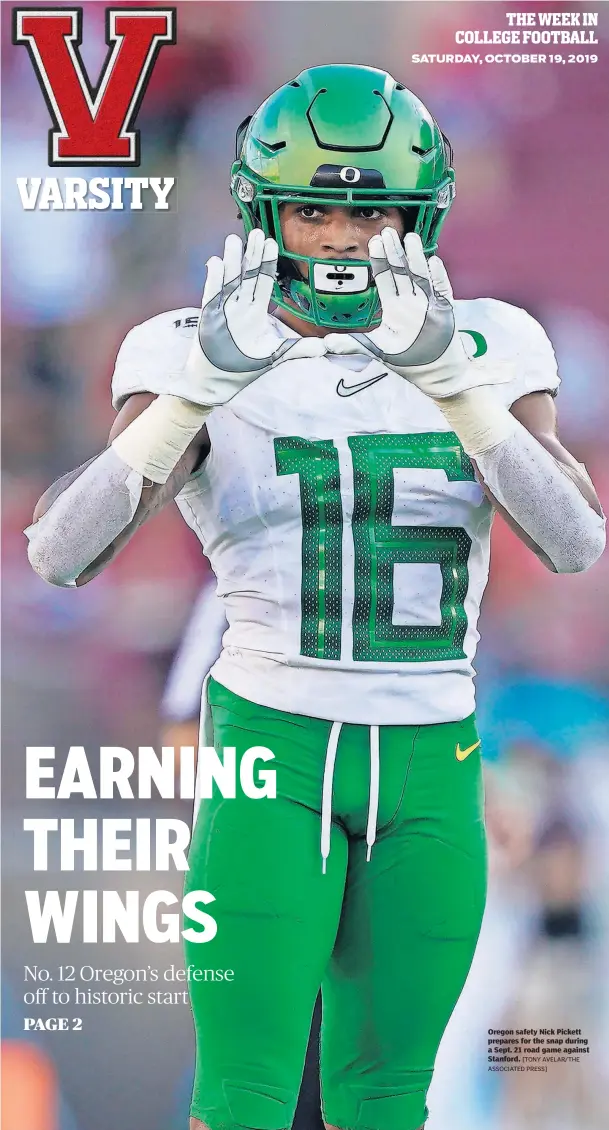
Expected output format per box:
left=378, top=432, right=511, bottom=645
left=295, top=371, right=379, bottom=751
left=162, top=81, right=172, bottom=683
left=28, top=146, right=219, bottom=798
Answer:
left=325, top=229, right=513, bottom=398
left=180, top=229, right=325, bottom=406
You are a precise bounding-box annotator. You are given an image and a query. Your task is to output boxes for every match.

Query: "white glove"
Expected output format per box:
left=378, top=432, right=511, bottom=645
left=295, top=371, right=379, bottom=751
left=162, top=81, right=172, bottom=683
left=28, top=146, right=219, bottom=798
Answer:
left=178, top=229, right=326, bottom=406
left=326, top=229, right=512, bottom=398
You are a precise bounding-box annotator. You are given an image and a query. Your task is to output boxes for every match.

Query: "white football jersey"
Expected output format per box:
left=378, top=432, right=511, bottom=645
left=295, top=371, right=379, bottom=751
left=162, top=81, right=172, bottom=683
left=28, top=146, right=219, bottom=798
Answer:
left=112, top=299, right=559, bottom=725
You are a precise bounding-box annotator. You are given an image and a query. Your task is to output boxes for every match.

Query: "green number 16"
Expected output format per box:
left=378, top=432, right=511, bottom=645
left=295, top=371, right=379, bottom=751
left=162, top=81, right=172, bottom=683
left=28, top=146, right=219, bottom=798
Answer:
left=275, top=432, right=476, bottom=664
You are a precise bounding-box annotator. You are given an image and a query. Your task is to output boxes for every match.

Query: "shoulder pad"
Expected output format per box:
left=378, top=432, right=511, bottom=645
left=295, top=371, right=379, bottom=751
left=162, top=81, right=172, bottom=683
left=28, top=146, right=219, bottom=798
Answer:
left=455, top=297, right=560, bottom=404
left=111, top=308, right=199, bottom=410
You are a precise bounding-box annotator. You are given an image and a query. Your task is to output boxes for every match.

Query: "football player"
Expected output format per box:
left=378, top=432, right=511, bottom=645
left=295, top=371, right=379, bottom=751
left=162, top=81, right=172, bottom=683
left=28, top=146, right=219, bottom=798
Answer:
left=26, top=66, right=605, bottom=1130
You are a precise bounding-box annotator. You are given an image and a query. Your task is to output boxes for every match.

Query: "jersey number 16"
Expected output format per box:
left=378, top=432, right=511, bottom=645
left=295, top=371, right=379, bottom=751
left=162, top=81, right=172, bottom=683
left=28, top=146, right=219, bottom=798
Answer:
left=275, top=432, right=476, bottom=665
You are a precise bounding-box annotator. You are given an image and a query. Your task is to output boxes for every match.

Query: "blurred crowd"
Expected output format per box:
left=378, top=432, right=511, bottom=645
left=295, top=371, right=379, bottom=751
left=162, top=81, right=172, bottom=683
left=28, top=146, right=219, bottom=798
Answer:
left=2, top=3, right=608, bottom=1129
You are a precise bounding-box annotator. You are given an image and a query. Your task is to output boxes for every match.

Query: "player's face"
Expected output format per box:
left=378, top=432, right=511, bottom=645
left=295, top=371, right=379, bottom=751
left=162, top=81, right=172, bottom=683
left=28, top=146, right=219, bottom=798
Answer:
left=280, top=203, right=405, bottom=274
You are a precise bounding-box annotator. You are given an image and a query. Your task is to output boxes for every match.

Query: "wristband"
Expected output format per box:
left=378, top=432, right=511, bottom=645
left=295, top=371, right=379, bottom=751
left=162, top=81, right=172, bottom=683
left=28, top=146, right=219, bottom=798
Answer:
left=112, top=395, right=211, bottom=484
left=432, top=386, right=518, bottom=457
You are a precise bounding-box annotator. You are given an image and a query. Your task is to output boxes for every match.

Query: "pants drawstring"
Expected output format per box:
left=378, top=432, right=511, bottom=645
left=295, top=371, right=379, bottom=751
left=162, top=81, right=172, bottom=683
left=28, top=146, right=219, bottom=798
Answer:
left=366, top=725, right=380, bottom=862
left=320, top=723, right=380, bottom=872
left=320, top=722, right=342, bottom=874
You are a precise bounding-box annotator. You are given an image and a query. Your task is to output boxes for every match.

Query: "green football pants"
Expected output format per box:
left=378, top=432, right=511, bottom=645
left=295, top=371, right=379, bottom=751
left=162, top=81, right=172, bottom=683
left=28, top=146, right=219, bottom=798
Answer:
left=184, top=678, right=487, bottom=1130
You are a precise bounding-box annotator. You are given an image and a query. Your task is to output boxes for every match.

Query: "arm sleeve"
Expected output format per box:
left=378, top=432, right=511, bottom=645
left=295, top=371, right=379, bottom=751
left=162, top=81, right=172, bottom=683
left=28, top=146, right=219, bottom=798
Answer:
left=474, top=417, right=605, bottom=574
left=25, top=447, right=144, bottom=587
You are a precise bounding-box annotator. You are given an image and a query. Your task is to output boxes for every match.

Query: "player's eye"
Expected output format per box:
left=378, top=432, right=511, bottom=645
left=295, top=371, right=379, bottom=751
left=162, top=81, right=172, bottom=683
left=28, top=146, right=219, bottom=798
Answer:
left=356, top=207, right=386, bottom=221
left=297, top=205, right=325, bottom=220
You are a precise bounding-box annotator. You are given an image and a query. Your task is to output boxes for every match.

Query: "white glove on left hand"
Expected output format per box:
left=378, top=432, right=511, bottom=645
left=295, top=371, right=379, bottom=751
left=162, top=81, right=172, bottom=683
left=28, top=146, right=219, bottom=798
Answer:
left=325, top=229, right=512, bottom=398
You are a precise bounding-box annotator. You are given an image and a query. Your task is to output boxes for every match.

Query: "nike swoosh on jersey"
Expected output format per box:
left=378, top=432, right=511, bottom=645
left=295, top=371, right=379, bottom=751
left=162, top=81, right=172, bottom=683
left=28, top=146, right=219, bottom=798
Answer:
left=455, top=739, right=481, bottom=761
left=336, top=372, right=388, bottom=397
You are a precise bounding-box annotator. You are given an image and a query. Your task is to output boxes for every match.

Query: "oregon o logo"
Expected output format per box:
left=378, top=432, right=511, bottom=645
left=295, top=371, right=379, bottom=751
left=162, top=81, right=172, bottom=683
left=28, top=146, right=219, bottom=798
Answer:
left=339, top=167, right=361, bottom=183
left=459, top=330, right=488, bottom=359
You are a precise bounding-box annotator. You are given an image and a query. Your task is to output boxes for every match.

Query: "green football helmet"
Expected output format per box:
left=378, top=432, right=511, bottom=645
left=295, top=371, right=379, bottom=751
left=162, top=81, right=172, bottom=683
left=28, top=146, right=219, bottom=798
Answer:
left=230, top=64, right=455, bottom=330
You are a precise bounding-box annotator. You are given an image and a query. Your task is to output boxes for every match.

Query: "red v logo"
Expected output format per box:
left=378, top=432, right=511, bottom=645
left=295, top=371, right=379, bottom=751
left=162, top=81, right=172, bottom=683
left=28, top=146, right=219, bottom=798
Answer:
left=13, top=7, right=176, bottom=166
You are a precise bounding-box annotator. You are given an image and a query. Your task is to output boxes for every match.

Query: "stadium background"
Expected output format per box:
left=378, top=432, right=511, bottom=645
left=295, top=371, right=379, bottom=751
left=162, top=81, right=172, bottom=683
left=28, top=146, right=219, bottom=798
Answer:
left=2, top=1, right=609, bottom=1127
